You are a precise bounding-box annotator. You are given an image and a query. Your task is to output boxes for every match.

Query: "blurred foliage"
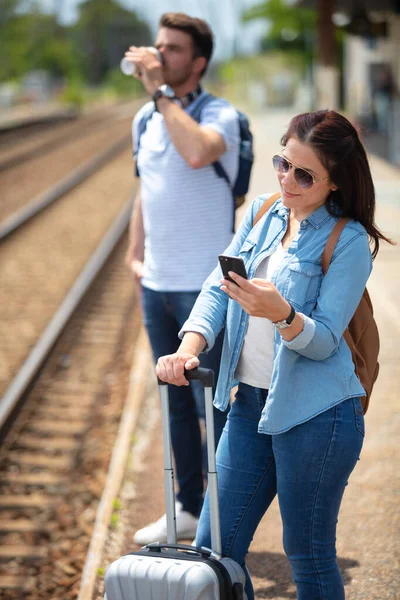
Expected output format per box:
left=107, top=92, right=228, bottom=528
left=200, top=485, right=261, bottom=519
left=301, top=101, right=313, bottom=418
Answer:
left=0, top=0, right=152, bottom=101
left=60, top=76, right=85, bottom=109
left=243, top=0, right=316, bottom=36
left=0, top=5, right=80, bottom=80
left=243, top=0, right=343, bottom=68
left=75, top=0, right=152, bottom=85
left=243, top=0, right=316, bottom=65
left=104, top=68, right=144, bottom=99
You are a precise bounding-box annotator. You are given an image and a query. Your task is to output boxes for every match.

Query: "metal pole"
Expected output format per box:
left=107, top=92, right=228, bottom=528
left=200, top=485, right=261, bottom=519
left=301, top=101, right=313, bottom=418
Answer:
left=204, top=386, right=222, bottom=556
left=159, top=384, right=177, bottom=545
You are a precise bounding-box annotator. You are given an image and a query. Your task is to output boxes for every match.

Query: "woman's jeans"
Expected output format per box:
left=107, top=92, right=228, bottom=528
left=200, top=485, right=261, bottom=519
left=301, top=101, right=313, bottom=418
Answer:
left=195, top=383, right=365, bottom=600
left=141, top=285, right=228, bottom=518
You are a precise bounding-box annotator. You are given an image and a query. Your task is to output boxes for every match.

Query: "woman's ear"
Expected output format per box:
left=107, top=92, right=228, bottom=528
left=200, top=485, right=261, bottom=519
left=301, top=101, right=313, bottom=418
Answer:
left=330, top=183, right=339, bottom=191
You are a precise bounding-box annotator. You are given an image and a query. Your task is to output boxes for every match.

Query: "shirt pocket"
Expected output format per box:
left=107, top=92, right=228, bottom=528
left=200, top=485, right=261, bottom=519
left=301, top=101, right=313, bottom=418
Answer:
left=238, top=238, right=257, bottom=263
left=285, top=261, right=323, bottom=312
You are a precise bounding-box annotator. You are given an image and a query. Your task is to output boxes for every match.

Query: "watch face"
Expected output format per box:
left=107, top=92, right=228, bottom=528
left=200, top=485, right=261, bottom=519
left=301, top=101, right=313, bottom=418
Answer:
left=160, top=84, right=175, bottom=99
left=274, top=321, right=290, bottom=330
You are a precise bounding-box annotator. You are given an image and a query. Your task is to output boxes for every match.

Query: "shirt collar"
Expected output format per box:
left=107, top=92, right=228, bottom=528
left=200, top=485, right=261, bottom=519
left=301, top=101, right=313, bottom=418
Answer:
left=271, top=198, right=335, bottom=229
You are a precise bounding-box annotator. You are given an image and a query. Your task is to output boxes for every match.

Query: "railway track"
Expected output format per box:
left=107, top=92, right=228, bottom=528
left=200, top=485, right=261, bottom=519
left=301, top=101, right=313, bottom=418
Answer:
left=0, top=100, right=147, bottom=598
left=0, top=102, right=139, bottom=174
left=0, top=104, right=139, bottom=228
left=0, top=137, right=137, bottom=405
left=0, top=225, right=142, bottom=599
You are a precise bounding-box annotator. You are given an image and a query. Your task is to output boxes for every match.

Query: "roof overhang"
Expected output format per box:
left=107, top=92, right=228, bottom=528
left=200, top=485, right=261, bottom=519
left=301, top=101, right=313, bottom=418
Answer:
left=295, top=0, right=400, bottom=12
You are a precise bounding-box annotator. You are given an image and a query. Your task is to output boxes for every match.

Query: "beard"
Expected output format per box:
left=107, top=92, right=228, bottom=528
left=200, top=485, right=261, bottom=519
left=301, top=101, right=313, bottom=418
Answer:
left=163, top=63, right=194, bottom=89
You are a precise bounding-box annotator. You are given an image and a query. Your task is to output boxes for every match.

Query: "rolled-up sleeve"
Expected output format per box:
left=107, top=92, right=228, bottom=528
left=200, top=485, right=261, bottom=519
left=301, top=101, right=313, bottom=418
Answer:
left=199, top=100, right=240, bottom=152
left=282, top=314, right=316, bottom=350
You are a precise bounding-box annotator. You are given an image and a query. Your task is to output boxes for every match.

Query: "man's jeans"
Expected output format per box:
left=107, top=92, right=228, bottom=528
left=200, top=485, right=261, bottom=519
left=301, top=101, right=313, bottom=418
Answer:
left=195, top=383, right=365, bottom=600
left=141, top=286, right=228, bottom=518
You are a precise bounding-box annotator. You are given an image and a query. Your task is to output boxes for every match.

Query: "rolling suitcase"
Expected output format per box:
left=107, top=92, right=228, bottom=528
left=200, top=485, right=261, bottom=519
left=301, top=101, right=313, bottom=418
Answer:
left=104, top=367, right=247, bottom=599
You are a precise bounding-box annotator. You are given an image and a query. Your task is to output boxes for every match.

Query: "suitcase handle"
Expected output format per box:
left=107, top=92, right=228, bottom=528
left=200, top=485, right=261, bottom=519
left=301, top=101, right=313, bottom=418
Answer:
left=145, top=543, right=214, bottom=559
left=157, top=367, right=214, bottom=388
left=158, top=366, right=222, bottom=555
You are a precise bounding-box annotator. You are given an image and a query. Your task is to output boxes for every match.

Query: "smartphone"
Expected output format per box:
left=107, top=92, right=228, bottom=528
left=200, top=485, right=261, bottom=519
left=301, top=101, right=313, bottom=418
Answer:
left=218, top=254, right=248, bottom=283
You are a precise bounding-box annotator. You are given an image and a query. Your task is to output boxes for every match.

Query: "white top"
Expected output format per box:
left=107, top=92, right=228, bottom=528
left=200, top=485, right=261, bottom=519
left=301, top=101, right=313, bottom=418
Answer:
left=234, top=243, right=287, bottom=389
left=132, top=92, right=240, bottom=292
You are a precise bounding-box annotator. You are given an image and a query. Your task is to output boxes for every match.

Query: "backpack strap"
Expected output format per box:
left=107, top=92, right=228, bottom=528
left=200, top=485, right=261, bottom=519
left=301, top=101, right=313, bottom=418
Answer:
left=190, top=93, right=233, bottom=189
left=252, top=192, right=281, bottom=228
left=134, top=103, right=156, bottom=177
left=189, top=92, right=215, bottom=121
left=321, top=218, right=350, bottom=274
left=321, top=217, right=355, bottom=356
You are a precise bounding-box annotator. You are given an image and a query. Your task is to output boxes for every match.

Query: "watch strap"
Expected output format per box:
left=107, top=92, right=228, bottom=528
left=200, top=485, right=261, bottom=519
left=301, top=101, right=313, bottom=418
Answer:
left=285, top=303, right=296, bottom=325
left=274, top=303, right=296, bottom=329
left=152, top=86, right=175, bottom=110
left=152, top=89, right=163, bottom=102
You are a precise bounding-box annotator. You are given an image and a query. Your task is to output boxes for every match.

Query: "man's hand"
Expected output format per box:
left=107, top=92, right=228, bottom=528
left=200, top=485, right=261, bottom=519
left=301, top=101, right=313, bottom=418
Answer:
left=124, top=46, right=164, bottom=96
left=125, top=252, right=144, bottom=286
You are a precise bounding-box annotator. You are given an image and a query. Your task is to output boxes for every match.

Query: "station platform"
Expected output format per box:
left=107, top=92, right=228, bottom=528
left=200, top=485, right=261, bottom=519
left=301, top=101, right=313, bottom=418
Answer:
left=82, top=109, right=400, bottom=600
left=0, top=102, right=79, bottom=132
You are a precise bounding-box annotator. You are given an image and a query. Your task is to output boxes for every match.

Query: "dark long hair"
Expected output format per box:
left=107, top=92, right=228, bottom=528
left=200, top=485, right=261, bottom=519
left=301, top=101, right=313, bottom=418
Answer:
left=281, top=110, right=394, bottom=259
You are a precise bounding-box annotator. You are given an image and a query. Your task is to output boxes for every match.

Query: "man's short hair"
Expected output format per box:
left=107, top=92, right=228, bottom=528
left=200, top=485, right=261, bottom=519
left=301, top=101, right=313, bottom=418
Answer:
left=159, top=12, right=214, bottom=75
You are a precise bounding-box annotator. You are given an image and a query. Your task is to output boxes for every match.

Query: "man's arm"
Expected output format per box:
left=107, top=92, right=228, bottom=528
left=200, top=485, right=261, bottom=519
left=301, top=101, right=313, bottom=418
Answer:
left=125, top=183, right=144, bottom=284
left=125, top=47, right=227, bottom=169
left=156, top=97, right=226, bottom=168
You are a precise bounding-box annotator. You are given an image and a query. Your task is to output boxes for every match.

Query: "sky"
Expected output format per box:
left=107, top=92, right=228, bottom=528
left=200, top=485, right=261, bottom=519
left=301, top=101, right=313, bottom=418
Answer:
left=38, top=0, right=270, bottom=61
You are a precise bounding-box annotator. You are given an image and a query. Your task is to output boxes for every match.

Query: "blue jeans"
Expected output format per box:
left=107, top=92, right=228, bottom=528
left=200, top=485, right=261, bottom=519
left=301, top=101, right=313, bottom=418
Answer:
left=141, top=286, right=228, bottom=518
left=195, top=383, right=364, bottom=599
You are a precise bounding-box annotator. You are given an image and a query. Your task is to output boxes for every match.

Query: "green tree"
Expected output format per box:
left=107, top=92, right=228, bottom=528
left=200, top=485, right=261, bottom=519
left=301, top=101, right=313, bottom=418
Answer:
left=0, top=5, right=81, bottom=81
left=0, top=0, right=20, bottom=24
left=243, top=0, right=316, bottom=62
left=74, top=0, right=152, bottom=84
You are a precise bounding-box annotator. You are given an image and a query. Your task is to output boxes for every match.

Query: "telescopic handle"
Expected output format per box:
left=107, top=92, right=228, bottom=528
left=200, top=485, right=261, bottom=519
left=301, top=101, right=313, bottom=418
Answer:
left=158, top=366, right=222, bottom=555
left=157, top=367, right=214, bottom=388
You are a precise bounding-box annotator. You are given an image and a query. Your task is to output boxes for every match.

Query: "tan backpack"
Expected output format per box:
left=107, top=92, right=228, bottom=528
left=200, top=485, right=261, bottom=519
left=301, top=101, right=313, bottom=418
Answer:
left=253, top=194, right=379, bottom=414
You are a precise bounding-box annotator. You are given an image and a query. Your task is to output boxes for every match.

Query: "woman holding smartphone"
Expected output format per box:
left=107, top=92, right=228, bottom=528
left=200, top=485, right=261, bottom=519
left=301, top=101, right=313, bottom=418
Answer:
left=155, top=110, right=392, bottom=600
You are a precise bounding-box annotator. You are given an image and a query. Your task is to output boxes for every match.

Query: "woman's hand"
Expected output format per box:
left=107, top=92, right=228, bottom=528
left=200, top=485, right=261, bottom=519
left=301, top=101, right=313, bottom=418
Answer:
left=156, top=352, right=200, bottom=387
left=220, top=271, right=291, bottom=322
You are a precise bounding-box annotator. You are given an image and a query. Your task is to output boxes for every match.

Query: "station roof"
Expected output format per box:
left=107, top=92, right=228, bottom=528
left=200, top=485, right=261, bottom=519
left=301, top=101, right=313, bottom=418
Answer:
left=295, top=0, right=400, bottom=12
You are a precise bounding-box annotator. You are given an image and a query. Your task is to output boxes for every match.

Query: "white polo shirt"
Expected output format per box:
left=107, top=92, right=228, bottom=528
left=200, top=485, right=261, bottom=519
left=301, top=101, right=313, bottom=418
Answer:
left=132, top=92, right=240, bottom=292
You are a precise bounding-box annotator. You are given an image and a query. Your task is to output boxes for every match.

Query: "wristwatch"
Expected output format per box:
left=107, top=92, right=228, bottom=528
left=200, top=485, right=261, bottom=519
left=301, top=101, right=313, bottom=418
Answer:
left=273, top=304, right=296, bottom=330
left=152, top=84, right=175, bottom=106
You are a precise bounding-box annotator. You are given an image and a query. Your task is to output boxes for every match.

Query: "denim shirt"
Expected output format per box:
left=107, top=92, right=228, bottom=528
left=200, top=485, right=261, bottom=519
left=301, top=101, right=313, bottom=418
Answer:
left=179, top=194, right=373, bottom=434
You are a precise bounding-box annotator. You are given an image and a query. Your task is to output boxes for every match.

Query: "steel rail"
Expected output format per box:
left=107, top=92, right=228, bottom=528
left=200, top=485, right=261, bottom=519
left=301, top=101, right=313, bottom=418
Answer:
left=0, top=134, right=131, bottom=241
left=0, top=116, right=106, bottom=172
left=0, top=196, right=133, bottom=430
left=0, top=107, right=78, bottom=134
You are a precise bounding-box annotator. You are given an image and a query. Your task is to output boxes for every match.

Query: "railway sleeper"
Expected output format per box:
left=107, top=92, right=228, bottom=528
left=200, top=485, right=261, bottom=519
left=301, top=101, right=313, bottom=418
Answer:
left=0, top=575, right=36, bottom=591
left=15, top=435, right=79, bottom=451
left=8, top=452, right=73, bottom=470
left=0, top=545, right=48, bottom=562
left=25, top=420, right=88, bottom=436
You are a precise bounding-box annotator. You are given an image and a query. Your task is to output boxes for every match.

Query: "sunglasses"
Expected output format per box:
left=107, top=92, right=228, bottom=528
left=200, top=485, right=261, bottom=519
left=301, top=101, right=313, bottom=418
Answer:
left=272, top=154, right=330, bottom=189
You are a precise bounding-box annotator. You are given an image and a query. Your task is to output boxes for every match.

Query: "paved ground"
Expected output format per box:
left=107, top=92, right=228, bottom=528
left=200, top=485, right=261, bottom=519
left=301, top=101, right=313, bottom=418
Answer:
left=98, top=110, right=400, bottom=600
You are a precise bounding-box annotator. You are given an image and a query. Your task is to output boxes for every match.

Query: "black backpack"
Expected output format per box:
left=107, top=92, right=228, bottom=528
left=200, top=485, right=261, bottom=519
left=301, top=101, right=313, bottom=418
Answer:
left=134, top=93, right=254, bottom=216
